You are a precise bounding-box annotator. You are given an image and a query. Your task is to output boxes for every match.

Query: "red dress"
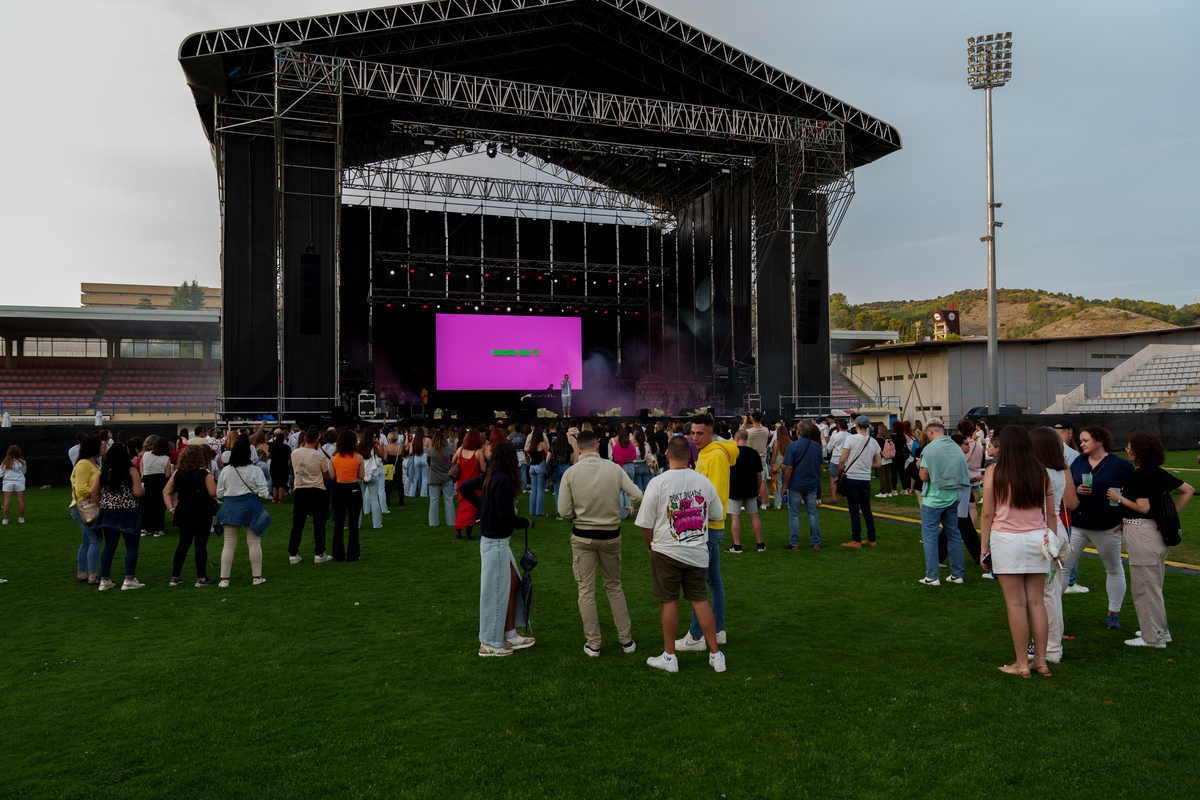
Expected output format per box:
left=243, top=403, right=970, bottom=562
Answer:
left=455, top=450, right=483, bottom=530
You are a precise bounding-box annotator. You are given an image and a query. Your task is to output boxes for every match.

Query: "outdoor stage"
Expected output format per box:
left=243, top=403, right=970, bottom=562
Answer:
left=178, top=0, right=901, bottom=420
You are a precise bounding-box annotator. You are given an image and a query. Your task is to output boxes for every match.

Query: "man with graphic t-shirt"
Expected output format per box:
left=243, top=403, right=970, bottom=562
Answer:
left=636, top=436, right=726, bottom=674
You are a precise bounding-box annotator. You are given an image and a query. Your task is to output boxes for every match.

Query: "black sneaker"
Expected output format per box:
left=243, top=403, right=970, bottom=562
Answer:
left=756, top=543, right=767, bottom=552
left=194, top=577, right=216, bottom=587
left=1107, top=612, right=1121, bottom=630
left=724, top=546, right=743, bottom=554
left=168, top=578, right=185, bottom=587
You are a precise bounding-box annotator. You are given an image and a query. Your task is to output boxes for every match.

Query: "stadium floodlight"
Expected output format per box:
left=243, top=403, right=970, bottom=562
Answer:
left=967, top=31, right=1013, bottom=416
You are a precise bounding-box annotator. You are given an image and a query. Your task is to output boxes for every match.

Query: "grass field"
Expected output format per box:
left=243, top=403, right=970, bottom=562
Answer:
left=2, top=461, right=1198, bottom=799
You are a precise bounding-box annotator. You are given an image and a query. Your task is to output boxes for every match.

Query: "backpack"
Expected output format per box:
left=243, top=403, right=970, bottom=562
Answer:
left=1155, top=489, right=1182, bottom=546
left=882, top=438, right=896, bottom=459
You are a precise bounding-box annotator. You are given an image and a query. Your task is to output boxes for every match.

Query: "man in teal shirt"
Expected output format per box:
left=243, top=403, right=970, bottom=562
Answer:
left=917, top=422, right=970, bottom=586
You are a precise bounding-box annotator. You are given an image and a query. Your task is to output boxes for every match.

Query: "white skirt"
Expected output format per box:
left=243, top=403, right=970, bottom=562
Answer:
left=991, top=528, right=1052, bottom=574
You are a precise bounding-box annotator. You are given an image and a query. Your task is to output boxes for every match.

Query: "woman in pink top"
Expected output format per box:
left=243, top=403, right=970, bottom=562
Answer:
left=610, top=426, right=638, bottom=507
left=980, top=425, right=1055, bottom=678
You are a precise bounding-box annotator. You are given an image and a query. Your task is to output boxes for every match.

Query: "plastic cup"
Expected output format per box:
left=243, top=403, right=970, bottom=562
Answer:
left=1110, top=487, right=1121, bottom=507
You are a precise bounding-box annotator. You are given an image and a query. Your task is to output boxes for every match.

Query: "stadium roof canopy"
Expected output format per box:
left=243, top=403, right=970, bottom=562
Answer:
left=178, top=0, right=901, bottom=204
left=0, top=307, right=220, bottom=342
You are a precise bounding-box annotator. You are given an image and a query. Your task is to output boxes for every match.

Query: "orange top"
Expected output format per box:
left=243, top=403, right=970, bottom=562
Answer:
left=331, top=453, right=360, bottom=482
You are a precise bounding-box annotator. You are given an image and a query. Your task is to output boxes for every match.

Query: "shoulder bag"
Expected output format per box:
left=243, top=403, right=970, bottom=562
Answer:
left=77, top=496, right=100, bottom=525
left=1151, top=471, right=1183, bottom=546
left=446, top=448, right=461, bottom=481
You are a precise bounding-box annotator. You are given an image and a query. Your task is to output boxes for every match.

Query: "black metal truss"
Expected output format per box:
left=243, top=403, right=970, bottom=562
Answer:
left=344, top=166, right=662, bottom=216
left=371, top=288, right=649, bottom=312
left=391, top=122, right=753, bottom=168
left=374, top=252, right=667, bottom=278
left=180, top=0, right=899, bottom=152
left=281, top=50, right=826, bottom=145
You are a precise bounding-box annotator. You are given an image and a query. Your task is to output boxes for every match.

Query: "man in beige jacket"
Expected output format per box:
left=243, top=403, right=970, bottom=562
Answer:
left=558, top=429, right=644, bottom=657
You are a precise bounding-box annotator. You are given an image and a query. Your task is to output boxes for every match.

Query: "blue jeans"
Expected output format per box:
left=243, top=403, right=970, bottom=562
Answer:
left=529, top=462, right=547, bottom=516
left=774, top=471, right=787, bottom=508
left=99, top=529, right=140, bottom=580
left=550, top=462, right=568, bottom=514
left=632, top=463, right=651, bottom=493
left=689, top=528, right=726, bottom=638
left=921, top=502, right=964, bottom=580
left=74, top=504, right=102, bottom=574
left=406, top=456, right=429, bottom=497
left=788, top=489, right=821, bottom=547
left=620, top=463, right=637, bottom=507
left=843, top=479, right=875, bottom=541
left=428, top=480, right=456, bottom=526
left=363, top=472, right=386, bottom=528
left=479, top=536, right=516, bottom=648
left=519, top=463, right=529, bottom=492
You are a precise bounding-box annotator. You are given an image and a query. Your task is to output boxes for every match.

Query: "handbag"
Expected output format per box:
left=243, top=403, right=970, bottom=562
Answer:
left=446, top=448, right=461, bottom=481
left=77, top=497, right=100, bottom=525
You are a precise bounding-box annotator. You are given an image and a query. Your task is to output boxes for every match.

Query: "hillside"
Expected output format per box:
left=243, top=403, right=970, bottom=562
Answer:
left=831, top=289, right=1198, bottom=342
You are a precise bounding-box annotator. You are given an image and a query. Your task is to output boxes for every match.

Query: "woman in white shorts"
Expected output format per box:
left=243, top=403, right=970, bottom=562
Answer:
left=2, top=445, right=27, bottom=524
left=981, top=425, right=1055, bottom=678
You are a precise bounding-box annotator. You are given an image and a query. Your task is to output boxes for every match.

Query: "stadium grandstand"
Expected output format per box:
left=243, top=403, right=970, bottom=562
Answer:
left=0, top=305, right=220, bottom=424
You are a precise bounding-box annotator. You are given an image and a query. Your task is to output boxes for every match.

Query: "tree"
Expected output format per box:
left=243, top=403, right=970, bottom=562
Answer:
left=167, top=280, right=206, bottom=310
left=136, top=297, right=154, bottom=309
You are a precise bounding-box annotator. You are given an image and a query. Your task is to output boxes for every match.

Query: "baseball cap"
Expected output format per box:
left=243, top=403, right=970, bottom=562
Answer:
left=854, top=415, right=870, bottom=427
left=1052, top=418, right=1074, bottom=430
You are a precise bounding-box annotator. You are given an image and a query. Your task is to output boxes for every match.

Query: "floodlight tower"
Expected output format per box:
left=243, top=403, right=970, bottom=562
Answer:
left=967, top=32, right=1012, bottom=416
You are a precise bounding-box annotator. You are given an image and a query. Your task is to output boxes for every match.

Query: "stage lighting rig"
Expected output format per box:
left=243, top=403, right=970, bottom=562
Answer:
left=486, top=143, right=497, bottom=158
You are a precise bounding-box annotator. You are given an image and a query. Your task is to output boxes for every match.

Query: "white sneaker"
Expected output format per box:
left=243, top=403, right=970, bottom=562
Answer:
left=289, top=555, right=302, bottom=564
left=675, top=633, right=707, bottom=651
left=621, top=639, right=637, bottom=654
left=918, top=577, right=940, bottom=586
left=1063, top=583, right=1090, bottom=594
left=875, top=493, right=887, bottom=498
left=1124, top=637, right=1166, bottom=649
left=946, top=575, right=964, bottom=584
left=583, top=644, right=601, bottom=658
left=982, top=572, right=996, bottom=580
left=218, top=579, right=230, bottom=588
left=1136, top=630, right=1172, bottom=643
left=646, top=652, right=679, bottom=673
left=717, top=630, right=727, bottom=645
left=98, top=579, right=116, bottom=591
left=121, top=578, right=145, bottom=591
left=314, top=554, right=333, bottom=563
left=505, top=633, right=536, bottom=650
left=1, top=519, right=6, bottom=524
left=479, top=642, right=514, bottom=657
left=709, top=650, right=727, bottom=673
left=18, top=517, right=25, bottom=523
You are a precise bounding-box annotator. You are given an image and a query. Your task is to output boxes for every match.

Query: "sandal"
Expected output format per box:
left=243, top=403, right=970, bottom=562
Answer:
left=1032, top=657, right=1052, bottom=677
left=998, top=663, right=1031, bottom=678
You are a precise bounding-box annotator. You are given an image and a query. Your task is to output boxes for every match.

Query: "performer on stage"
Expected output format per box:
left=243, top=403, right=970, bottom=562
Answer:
left=561, top=374, right=573, bottom=417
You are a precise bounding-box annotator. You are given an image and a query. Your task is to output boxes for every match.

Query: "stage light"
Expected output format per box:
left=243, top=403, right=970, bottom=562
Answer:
left=500, top=143, right=513, bottom=155
left=386, top=303, right=392, bottom=308
left=506, top=307, right=511, bottom=311
left=475, top=305, right=479, bottom=310
left=423, top=305, right=428, bottom=308
left=440, top=144, right=451, bottom=154
left=486, top=143, right=497, bottom=158
left=465, top=142, right=476, bottom=153
left=516, top=149, right=526, bottom=158
left=657, top=160, right=667, bottom=168
left=390, top=270, right=394, bottom=275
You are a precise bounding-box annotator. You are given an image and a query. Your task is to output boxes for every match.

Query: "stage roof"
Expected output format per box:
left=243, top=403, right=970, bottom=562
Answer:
left=179, top=0, right=901, bottom=186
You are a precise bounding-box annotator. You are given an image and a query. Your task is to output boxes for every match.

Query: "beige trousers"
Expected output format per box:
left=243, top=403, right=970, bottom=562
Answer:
left=571, top=535, right=632, bottom=650
left=1124, top=519, right=1170, bottom=645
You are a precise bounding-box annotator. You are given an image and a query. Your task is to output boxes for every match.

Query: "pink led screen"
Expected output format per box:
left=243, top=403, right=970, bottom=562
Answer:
left=435, top=314, right=584, bottom=391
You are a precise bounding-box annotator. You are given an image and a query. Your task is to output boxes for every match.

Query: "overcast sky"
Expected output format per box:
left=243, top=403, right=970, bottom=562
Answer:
left=2, top=0, right=1196, bottom=308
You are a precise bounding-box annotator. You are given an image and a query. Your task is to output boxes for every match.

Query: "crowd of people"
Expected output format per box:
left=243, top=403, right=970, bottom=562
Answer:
left=11, top=407, right=1193, bottom=674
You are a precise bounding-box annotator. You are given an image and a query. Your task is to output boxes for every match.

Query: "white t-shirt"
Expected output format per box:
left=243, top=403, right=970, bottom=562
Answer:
left=634, top=468, right=724, bottom=568
left=839, top=433, right=880, bottom=481
left=826, top=429, right=849, bottom=461
left=141, top=453, right=170, bottom=476
left=1063, top=444, right=1080, bottom=467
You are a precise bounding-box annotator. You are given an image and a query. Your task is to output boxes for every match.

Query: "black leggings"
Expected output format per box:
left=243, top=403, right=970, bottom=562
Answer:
left=99, top=529, right=140, bottom=580
left=331, top=483, right=363, bottom=562
left=173, top=520, right=212, bottom=578
left=939, top=515, right=982, bottom=566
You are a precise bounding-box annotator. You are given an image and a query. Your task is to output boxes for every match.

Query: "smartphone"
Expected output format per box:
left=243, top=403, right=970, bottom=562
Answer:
left=981, top=551, right=993, bottom=571
left=619, top=506, right=632, bottom=519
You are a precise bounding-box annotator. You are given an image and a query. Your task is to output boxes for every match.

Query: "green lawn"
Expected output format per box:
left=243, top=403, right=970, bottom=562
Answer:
left=2, top=483, right=1197, bottom=799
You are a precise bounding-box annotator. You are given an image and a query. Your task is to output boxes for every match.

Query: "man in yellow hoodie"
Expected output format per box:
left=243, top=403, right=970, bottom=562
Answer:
left=676, top=415, right=739, bottom=651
